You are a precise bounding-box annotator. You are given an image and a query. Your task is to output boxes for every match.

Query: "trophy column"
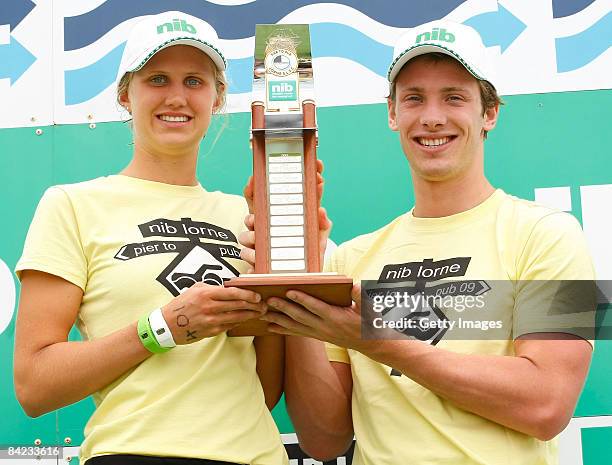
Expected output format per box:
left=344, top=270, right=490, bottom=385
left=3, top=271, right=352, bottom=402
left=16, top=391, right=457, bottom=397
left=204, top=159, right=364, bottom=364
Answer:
left=253, top=101, right=320, bottom=274
left=227, top=24, right=352, bottom=336
left=251, top=24, right=319, bottom=274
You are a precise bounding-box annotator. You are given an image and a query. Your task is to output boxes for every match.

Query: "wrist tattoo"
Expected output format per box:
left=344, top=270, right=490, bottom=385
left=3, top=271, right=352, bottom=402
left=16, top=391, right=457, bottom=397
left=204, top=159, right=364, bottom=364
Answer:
left=177, top=314, right=190, bottom=327
left=186, top=330, right=198, bottom=341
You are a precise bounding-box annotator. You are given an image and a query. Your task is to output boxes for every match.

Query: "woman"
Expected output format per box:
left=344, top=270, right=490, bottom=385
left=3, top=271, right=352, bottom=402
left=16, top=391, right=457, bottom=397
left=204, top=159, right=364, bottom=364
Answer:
left=13, top=11, right=287, bottom=465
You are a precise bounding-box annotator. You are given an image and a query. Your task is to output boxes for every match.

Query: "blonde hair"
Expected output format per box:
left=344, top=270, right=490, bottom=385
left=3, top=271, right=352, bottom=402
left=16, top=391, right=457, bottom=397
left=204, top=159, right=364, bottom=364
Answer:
left=212, top=66, right=228, bottom=112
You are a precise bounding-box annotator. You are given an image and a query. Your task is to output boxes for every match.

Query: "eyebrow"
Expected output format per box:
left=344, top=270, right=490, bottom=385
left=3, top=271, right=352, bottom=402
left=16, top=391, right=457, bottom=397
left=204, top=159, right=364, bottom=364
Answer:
left=400, top=86, right=470, bottom=93
left=144, top=70, right=206, bottom=75
left=441, top=86, right=470, bottom=93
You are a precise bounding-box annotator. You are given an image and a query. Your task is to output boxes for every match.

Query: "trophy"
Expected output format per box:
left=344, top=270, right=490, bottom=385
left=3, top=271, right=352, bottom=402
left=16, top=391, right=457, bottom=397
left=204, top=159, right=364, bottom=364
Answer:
left=226, top=24, right=352, bottom=336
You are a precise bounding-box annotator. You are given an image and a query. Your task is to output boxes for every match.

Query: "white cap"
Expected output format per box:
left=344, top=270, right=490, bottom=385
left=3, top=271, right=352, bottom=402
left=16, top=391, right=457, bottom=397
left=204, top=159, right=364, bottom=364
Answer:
left=117, top=11, right=226, bottom=82
left=387, top=20, right=496, bottom=88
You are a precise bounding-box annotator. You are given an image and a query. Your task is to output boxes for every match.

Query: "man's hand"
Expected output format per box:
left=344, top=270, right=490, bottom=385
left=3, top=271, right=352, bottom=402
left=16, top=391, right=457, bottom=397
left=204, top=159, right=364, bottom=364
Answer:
left=238, top=213, right=256, bottom=273
left=261, top=284, right=366, bottom=351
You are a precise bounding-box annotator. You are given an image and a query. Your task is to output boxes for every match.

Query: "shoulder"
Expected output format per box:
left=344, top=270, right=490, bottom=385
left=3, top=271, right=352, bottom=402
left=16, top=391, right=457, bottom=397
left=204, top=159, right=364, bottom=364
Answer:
left=498, top=192, right=582, bottom=237
left=35, top=177, right=109, bottom=210
left=27, top=177, right=115, bottom=234
left=497, top=193, right=593, bottom=279
left=42, top=176, right=114, bottom=201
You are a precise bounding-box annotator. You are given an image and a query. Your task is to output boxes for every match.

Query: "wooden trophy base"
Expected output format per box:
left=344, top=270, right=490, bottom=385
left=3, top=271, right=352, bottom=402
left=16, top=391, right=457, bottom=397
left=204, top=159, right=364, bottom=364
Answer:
left=225, top=273, right=353, bottom=336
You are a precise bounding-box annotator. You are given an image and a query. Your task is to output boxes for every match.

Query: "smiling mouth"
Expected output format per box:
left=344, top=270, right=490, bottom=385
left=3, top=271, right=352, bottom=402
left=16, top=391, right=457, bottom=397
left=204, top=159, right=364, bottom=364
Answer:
left=416, top=136, right=455, bottom=147
left=158, top=115, right=191, bottom=123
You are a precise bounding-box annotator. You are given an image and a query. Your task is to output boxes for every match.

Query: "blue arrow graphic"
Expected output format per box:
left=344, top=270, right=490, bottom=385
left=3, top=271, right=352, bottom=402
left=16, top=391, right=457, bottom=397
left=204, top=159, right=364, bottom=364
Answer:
left=556, top=11, right=612, bottom=72
left=464, top=3, right=526, bottom=52
left=0, top=36, right=36, bottom=85
left=552, top=0, right=597, bottom=19
left=0, top=0, right=35, bottom=31
left=63, top=0, right=467, bottom=51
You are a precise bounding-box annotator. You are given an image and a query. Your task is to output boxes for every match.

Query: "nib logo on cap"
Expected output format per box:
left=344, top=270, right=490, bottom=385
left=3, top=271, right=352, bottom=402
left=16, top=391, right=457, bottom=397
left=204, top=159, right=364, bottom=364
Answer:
left=157, top=18, right=197, bottom=35
left=416, top=28, right=455, bottom=44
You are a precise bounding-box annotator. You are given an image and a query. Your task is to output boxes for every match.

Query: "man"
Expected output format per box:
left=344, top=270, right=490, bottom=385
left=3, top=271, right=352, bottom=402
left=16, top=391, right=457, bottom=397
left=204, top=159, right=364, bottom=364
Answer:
left=257, top=19, right=595, bottom=465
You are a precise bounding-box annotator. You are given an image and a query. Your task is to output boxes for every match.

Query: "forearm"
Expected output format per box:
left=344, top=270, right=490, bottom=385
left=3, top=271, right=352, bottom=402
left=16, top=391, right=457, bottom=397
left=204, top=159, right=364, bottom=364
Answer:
left=285, top=336, right=353, bottom=458
left=362, top=338, right=589, bottom=440
left=15, top=322, right=150, bottom=417
left=254, top=334, right=285, bottom=410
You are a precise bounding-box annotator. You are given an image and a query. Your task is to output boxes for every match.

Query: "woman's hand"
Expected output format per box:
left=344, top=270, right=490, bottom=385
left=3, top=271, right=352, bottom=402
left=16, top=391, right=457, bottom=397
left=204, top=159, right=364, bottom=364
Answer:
left=161, top=283, right=266, bottom=344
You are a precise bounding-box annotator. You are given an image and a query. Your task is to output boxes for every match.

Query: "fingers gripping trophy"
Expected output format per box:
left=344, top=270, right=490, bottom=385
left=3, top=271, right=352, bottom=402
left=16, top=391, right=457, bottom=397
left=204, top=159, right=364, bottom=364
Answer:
left=227, top=25, right=352, bottom=336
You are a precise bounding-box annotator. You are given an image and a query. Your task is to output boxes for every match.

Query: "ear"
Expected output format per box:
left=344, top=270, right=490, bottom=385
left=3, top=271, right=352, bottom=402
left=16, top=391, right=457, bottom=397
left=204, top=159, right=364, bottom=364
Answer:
left=118, top=89, right=130, bottom=111
left=212, top=96, right=222, bottom=113
left=212, top=84, right=225, bottom=113
left=483, top=103, right=499, bottom=133
left=387, top=97, right=398, bottom=131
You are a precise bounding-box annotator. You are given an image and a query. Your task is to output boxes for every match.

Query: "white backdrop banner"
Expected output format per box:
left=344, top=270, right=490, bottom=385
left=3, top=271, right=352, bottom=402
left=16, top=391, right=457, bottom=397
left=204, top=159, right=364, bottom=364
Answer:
left=0, top=0, right=610, bottom=128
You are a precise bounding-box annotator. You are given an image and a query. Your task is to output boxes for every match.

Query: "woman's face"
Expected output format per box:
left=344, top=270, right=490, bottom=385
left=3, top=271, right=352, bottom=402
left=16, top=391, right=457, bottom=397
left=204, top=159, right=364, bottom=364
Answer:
left=121, top=45, right=221, bottom=157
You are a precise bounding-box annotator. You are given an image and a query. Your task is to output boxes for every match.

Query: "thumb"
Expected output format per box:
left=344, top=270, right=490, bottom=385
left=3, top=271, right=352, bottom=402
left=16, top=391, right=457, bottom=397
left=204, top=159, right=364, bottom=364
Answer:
left=243, top=176, right=254, bottom=213
left=351, top=283, right=361, bottom=313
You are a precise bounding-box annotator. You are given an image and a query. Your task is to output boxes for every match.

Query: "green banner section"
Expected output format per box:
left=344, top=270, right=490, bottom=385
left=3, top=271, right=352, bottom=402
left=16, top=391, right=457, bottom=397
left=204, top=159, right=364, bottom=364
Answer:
left=1, top=90, right=611, bottom=461
left=582, top=425, right=612, bottom=465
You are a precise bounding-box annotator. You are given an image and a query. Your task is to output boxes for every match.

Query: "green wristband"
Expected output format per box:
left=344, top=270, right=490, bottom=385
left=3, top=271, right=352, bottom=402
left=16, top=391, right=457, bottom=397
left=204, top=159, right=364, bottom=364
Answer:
left=137, top=313, right=171, bottom=354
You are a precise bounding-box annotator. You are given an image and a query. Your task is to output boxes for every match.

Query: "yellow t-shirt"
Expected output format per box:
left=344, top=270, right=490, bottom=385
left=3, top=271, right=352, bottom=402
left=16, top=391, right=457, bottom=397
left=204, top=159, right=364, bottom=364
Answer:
left=16, top=175, right=288, bottom=465
left=325, top=189, right=595, bottom=465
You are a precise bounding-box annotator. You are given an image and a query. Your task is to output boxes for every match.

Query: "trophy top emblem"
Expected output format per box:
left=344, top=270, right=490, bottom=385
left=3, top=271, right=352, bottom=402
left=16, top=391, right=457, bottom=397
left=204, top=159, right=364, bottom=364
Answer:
left=264, top=35, right=299, bottom=77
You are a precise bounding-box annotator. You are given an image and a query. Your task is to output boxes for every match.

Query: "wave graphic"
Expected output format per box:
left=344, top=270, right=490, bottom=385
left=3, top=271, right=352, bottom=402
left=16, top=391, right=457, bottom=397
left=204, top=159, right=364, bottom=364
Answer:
left=64, top=21, right=396, bottom=105
left=311, top=23, right=392, bottom=78
left=552, top=0, right=597, bottom=19
left=64, top=6, right=535, bottom=106
left=63, top=0, right=466, bottom=50
left=555, top=11, right=612, bottom=72
left=65, top=42, right=126, bottom=105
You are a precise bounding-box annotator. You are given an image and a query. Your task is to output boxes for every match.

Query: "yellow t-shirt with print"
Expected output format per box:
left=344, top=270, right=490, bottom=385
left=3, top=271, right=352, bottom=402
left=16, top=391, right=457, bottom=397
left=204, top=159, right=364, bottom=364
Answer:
left=325, top=189, right=595, bottom=465
left=16, top=175, right=288, bottom=465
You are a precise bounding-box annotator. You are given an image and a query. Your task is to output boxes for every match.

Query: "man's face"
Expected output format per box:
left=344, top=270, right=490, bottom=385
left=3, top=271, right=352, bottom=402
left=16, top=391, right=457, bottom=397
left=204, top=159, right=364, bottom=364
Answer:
left=388, top=55, right=498, bottom=183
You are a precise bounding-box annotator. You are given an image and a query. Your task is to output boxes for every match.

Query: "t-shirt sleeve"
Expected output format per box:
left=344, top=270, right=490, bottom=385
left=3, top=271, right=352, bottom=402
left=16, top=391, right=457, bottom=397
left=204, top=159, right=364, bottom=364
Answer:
left=15, top=187, right=88, bottom=290
left=325, top=342, right=350, bottom=364
left=513, top=212, right=597, bottom=343
left=322, top=246, right=339, bottom=274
